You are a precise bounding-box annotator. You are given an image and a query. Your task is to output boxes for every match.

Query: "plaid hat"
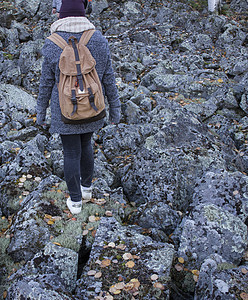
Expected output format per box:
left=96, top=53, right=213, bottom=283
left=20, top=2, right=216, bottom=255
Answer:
left=59, top=0, right=86, bottom=18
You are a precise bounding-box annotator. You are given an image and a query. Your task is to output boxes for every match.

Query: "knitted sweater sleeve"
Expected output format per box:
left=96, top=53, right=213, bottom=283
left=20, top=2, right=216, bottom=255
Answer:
left=102, top=41, right=121, bottom=123
left=36, top=41, right=56, bottom=125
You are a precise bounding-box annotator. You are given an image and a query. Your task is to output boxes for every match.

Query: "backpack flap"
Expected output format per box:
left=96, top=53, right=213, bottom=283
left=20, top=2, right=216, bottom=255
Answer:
left=59, top=38, right=96, bottom=76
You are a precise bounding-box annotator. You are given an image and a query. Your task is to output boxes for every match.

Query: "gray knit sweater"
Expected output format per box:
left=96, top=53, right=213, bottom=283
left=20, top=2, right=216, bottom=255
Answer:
left=36, top=29, right=121, bottom=135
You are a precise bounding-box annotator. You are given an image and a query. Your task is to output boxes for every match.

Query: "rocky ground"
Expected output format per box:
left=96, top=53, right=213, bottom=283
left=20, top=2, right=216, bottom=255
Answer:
left=0, top=0, right=248, bottom=299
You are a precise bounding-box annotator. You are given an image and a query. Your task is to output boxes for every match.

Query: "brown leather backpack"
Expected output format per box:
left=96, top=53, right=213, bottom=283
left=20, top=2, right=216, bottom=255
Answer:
left=47, top=29, right=106, bottom=124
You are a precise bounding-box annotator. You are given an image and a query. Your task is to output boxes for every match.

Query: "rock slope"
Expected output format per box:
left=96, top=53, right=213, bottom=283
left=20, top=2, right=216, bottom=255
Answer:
left=0, top=0, right=248, bottom=299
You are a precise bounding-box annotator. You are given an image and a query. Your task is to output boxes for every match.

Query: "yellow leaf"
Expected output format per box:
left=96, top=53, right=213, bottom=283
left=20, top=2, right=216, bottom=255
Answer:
left=125, top=260, right=135, bottom=268
left=191, top=270, right=200, bottom=276
left=47, top=220, right=55, bottom=225
left=44, top=214, right=52, bottom=219
left=130, top=278, right=140, bottom=288
left=53, top=242, right=61, bottom=246
left=178, top=257, right=184, bottom=264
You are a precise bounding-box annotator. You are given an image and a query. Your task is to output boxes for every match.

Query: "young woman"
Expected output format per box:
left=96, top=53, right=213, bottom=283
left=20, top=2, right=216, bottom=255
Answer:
left=37, top=0, right=121, bottom=214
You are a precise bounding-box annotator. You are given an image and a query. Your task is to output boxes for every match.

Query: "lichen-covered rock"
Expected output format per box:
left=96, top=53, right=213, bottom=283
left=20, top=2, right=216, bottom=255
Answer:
left=6, top=274, right=72, bottom=300
left=191, top=170, right=248, bottom=223
left=8, top=242, right=78, bottom=293
left=178, top=204, right=247, bottom=269
left=0, top=0, right=248, bottom=298
left=75, top=217, right=174, bottom=300
left=195, top=254, right=248, bottom=299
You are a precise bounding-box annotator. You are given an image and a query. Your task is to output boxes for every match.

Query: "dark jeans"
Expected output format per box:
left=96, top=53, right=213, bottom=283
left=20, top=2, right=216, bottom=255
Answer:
left=60, top=132, right=94, bottom=202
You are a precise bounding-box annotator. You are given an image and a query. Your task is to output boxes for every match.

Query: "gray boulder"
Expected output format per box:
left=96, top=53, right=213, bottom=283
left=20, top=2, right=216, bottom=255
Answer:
left=195, top=254, right=248, bottom=299
left=76, top=217, right=175, bottom=299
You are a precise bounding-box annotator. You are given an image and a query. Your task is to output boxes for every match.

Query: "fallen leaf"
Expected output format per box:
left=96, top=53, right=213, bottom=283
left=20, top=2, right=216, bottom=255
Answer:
left=193, top=275, right=199, bottom=282
left=241, top=268, right=248, bottom=274
left=94, top=271, right=102, bottom=279
left=104, top=295, right=114, bottom=300
left=109, top=285, right=118, bottom=294
left=130, top=278, right=140, bottom=288
left=240, top=292, right=248, bottom=300
left=88, top=270, right=97, bottom=276
left=124, top=282, right=135, bottom=291
left=3, top=291, right=7, bottom=299
left=233, top=190, right=239, bottom=196
left=53, top=242, right=61, bottom=246
left=95, top=259, right=102, bottom=265
left=115, top=282, right=125, bottom=290
left=94, top=198, right=106, bottom=205
left=175, top=264, right=184, bottom=272
left=123, top=253, right=133, bottom=260
left=125, top=260, right=135, bottom=268
left=153, top=282, right=165, bottom=290
left=89, top=215, right=96, bottom=222
left=108, top=242, right=115, bottom=248
left=178, top=257, right=184, bottom=264
left=191, top=270, right=200, bottom=276
left=101, top=259, right=111, bottom=268
left=82, top=230, right=88, bottom=236
left=151, top=274, right=159, bottom=281
left=105, top=210, right=113, bottom=217
left=116, top=244, right=126, bottom=250
left=47, top=220, right=55, bottom=225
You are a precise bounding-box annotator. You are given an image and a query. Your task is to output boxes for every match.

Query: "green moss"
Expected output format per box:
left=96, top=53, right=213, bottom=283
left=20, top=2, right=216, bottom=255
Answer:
left=217, top=262, right=237, bottom=271
left=52, top=234, right=81, bottom=252
left=0, top=237, right=10, bottom=254
left=3, top=53, right=14, bottom=60
left=0, top=218, right=9, bottom=231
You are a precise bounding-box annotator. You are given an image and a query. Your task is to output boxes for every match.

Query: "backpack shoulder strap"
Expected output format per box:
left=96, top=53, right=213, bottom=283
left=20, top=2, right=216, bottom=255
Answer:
left=47, top=33, right=68, bottom=49
left=79, top=29, right=95, bottom=46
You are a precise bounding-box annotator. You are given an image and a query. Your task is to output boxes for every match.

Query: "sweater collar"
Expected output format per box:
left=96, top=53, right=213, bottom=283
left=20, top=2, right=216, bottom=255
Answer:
left=50, top=17, right=95, bottom=34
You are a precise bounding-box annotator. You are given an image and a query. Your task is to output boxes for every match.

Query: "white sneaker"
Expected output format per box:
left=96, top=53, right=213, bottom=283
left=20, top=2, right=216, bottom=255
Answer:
left=66, top=198, right=82, bottom=214
left=81, top=186, right=92, bottom=200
